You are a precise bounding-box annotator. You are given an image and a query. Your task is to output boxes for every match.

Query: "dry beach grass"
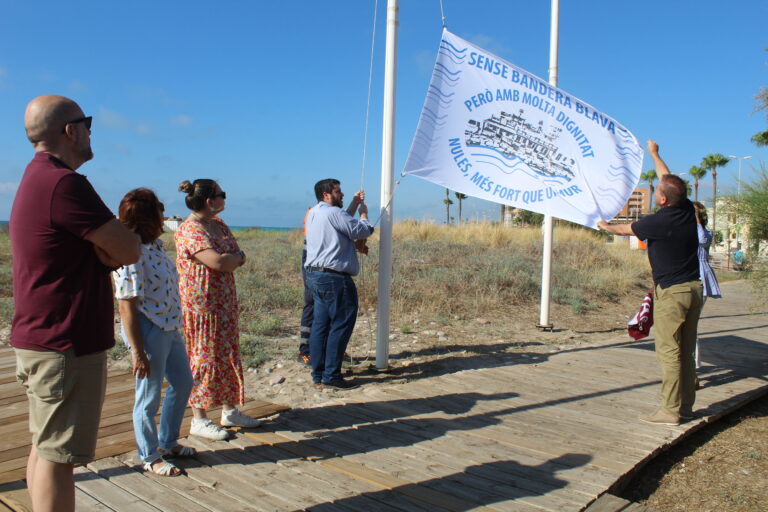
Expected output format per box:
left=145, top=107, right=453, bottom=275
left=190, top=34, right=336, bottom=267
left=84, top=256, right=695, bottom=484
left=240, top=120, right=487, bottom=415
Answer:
left=0, top=222, right=765, bottom=511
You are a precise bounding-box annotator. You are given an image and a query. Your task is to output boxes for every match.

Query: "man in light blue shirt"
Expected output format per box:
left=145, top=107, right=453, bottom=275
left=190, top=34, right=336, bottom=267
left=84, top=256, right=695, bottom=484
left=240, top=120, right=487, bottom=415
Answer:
left=304, top=179, right=374, bottom=388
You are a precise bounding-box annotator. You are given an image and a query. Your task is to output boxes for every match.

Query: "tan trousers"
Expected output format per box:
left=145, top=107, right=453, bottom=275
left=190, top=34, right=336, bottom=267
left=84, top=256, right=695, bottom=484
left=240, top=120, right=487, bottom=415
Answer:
left=653, top=281, right=703, bottom=415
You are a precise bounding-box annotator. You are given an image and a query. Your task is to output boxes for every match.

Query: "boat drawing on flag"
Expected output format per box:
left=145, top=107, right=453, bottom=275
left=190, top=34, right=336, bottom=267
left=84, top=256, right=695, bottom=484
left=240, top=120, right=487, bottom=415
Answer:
left=465, top=110, right=576, bottom=183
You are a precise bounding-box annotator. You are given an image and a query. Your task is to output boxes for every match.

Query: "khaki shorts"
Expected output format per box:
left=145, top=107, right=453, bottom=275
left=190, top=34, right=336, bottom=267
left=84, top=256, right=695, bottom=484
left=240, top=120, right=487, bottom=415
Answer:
left=15, top=348, right=107, bottom=465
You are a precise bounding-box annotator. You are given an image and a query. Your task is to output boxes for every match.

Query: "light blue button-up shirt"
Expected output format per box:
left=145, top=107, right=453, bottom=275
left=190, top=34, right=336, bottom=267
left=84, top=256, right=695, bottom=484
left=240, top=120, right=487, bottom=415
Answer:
left=304, top=202, right=374, bottom=276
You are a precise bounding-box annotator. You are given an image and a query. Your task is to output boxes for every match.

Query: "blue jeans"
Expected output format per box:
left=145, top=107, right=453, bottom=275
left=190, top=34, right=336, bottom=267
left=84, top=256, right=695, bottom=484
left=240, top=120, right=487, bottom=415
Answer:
left=306, top=270, right=358, bottom=383
left=124, top=313, right=193, bottom=463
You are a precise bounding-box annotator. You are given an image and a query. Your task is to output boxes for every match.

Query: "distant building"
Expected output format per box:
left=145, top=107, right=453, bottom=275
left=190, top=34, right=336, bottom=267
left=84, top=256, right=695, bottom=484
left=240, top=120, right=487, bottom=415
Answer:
left=163, top=216, right=183, bottom=232
left=616, top=187, right=651, bottom=222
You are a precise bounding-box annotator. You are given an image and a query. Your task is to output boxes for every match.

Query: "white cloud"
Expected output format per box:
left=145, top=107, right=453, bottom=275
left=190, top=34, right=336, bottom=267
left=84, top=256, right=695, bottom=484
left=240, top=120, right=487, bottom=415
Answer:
left=68, top=79, right=87, bottom=93
left=99, top=107, right=132, bottom=130
left=135, top=124, right=153, bottom=135
left=170, top=114, right=194, bottom=127
left=106, top=142, right=131, bottom=155
left=0, top=182, right=19, bottom=194
left=127, top=84, right=175, bottom=106
left=98, top=107, right=153, bottom=135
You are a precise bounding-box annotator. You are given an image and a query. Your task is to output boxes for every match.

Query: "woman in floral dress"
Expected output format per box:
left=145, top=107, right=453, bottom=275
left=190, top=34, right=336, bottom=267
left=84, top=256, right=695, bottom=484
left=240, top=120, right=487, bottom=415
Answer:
left=174, top=179, right=260, bottom=440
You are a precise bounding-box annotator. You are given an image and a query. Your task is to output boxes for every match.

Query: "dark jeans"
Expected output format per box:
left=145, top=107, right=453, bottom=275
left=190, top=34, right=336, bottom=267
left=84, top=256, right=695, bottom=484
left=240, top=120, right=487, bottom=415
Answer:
left=299, top=248, right=313, bottom=355
left=306, top=270, right=358, bottom=383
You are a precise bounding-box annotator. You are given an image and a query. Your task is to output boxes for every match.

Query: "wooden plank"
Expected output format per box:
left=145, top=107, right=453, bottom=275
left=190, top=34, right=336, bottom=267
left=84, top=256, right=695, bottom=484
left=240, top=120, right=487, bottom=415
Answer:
left=245, top=423, right=515, bottom=512
left=203, top=437, right=392, bottom=512
left=73, top=466, right=160, bottom=512
left=277, top=416, right=559, bottom=512
left=584, top=493, right=632, bottom=511
left=87, top=457, right=210, bottom=512
left=319, top=457, right=500, bottom=512
left=622, top=503, right=656, bottom=512
left=226, top=436, right=415, bottom=512
left=240, top=430, right=506, bottom=512
left=277, top=397, right=613, bottom=502
left=438, top=429, right=615, bottom=490
left=0, top=462, right=27, bottom=485
left=73, top=486, right=117, bottom=512
left=113, top=451, right=263, bottom=512
left=359, top=421, right=604, bottom=500
left=431, top=373, right=680, bottom=441
left=178, top=436, right=300, bottom=511
left=0, top=447, right=31, bottom=465
left=371, top=383, right=669, bottom=450
left=0, top=481, right=31, bottom=512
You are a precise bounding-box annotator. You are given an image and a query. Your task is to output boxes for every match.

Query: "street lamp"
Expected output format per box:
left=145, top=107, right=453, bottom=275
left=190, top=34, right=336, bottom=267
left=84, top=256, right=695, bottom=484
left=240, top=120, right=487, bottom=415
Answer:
left=728, top=155, right=752, bottom=197
left=728, top=155, right=752, bottom=250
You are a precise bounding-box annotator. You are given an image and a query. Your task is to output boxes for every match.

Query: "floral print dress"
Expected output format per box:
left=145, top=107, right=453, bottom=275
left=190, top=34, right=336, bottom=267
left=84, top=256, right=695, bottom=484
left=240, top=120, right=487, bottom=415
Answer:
left=174, top=217, right=244, bottom=408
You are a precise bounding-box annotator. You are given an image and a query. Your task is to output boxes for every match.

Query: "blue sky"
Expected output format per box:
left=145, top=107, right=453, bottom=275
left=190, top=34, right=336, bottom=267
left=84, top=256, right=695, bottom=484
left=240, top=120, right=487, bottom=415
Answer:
left=1, top=0, right=766, bottom=227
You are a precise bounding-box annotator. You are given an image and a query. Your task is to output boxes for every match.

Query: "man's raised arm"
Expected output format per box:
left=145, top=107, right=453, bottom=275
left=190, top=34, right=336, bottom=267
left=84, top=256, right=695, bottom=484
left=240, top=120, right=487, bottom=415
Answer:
left=597, top=220, right=635, bottom=237
left=647, top=140, right=671, bottom=178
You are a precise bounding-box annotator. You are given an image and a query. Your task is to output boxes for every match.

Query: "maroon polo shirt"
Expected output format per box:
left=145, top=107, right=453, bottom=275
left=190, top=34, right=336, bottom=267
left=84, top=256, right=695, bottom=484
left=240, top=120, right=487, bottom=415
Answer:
left=10, top=152, right=116, bottom=355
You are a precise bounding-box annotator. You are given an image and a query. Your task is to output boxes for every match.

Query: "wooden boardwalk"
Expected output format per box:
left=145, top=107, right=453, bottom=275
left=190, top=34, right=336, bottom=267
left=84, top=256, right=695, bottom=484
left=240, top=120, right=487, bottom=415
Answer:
left=1, top=279, right=766, bottom=511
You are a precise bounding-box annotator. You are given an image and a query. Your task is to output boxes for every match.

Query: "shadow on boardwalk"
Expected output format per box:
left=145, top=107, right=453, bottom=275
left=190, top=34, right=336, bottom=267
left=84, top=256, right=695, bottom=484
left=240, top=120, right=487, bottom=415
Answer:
left=0, top=281, right=765, bottom=511
left=305, top=455, right=593, bottom=512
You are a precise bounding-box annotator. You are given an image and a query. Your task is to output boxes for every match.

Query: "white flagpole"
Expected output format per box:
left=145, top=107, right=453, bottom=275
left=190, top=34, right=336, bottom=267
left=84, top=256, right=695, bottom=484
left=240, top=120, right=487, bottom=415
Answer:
left=376, top=0, right=398, bottom=369
left=538, top=0, right=559, bottom=330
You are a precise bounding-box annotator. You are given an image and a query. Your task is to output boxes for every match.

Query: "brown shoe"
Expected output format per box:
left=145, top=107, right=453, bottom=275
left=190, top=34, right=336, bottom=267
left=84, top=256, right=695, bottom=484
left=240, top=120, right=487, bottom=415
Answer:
left=679, top=410, right=696, bottom=421
left=640, top=409, right=679, bottom=426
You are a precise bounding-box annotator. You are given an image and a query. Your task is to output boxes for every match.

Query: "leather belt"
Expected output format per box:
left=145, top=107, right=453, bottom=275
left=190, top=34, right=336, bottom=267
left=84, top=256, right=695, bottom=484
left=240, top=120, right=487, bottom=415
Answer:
left=306, top=266, right=349, bottom=276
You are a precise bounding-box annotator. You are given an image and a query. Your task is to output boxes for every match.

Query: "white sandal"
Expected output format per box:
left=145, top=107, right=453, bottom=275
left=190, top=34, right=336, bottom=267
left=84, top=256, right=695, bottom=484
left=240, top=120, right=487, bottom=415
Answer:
left=143, top=457, right=181, bottom=477
left=158, top=444, right=197, bottom=458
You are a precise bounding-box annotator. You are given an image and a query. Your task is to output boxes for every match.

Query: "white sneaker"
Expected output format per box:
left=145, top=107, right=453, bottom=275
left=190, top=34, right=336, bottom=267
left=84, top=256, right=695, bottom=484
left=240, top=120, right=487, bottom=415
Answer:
left=220, top=408, right=261, bottom=428
left=190, top=418, right=229, bottom=440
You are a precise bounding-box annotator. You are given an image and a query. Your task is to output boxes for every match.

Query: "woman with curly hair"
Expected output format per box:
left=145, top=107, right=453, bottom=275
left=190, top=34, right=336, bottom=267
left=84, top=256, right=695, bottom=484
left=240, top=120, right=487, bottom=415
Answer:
left=114, top=188, right=194, bottom=476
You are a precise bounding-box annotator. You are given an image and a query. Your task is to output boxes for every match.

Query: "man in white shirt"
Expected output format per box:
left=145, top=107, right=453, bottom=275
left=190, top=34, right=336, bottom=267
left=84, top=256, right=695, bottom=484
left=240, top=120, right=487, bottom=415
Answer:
left=304, top=179, right=374, bottom=388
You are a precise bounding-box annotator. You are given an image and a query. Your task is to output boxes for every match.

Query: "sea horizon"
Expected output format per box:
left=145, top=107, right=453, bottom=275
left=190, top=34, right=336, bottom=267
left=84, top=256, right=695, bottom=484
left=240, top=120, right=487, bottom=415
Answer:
left=0, top=220, right=294, bottom=233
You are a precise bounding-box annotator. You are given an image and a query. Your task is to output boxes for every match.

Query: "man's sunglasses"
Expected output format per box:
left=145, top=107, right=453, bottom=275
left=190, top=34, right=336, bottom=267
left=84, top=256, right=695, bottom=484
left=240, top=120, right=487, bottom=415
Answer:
left=213, top=192, right=226, bottom=199
left=61, top=116, right=93, bottom=133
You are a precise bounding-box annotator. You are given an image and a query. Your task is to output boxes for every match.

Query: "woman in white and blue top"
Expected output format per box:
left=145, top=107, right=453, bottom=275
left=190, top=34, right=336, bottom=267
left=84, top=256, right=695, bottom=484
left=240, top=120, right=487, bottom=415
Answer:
left=693, top=202, right=721, bottom=378
left=113, top=188, right=194, bottom=477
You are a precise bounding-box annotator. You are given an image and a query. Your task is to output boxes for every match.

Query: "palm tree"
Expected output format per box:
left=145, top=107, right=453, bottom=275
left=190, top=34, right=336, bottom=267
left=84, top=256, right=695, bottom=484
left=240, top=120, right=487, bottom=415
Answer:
left=682, top=178, right=692, bottom=197
left=640, top=169, right=658, bottom=209
left=688, top=165, right=707, bottom=202
left=443, top=188, right=453, bottom=224
left=454, top=192, right=468, bottom=225
left=752, top=130, right=768, bottom=147
left=700, top=153, right=729, bottom=236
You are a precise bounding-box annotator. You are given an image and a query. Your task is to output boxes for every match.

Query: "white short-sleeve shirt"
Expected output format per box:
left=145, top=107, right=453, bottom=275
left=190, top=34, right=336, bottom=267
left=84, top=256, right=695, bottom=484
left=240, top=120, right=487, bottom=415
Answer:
left=113, top=239, right=182, bottom=331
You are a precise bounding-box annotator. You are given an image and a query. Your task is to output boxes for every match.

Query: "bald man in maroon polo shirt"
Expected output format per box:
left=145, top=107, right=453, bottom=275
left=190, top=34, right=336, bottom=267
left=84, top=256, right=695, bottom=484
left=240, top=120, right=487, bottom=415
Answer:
left=10, top=95, right=140, bottom=512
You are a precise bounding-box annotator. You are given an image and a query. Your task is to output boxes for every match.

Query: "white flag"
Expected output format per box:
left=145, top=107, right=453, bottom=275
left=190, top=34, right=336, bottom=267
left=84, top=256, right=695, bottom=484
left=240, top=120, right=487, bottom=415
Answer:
left=403, top=30, right=644, bottom=228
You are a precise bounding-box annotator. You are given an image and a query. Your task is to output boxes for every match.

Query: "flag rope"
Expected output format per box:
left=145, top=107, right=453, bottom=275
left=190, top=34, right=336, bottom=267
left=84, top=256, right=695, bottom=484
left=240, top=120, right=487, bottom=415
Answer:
left=439, top=0, right=447, bottom=28
left=358, top=0, right=379, bottom=192
left=354, top=0, right=382, bottom=369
